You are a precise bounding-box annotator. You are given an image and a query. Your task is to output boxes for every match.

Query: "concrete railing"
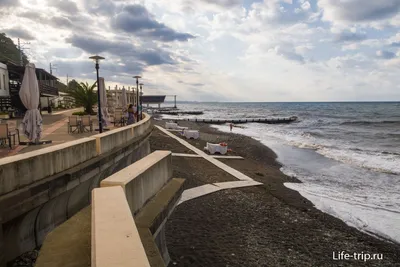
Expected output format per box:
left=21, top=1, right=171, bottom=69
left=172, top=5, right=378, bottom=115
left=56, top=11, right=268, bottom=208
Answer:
left=91, top=186, right=150, bottom=267
left=0, top=114, right=151, bottom=196
left=36, top=150, right=185, bottom=267
left=101, top=150, right=172, bottom=215
left=0, top=114, right=153, bottom=266
left=94, top=115, right=152, bottom=155
left=0, top=138, right=97, bottom=195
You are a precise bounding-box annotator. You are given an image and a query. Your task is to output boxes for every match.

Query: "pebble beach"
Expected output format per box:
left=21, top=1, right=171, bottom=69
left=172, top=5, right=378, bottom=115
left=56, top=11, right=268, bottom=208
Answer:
left=150, top=119, right=400, bottom=267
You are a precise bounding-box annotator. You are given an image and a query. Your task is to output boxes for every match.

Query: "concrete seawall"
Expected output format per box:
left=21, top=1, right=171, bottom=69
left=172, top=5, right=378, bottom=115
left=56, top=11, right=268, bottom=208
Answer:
left=0, top=114, right=153, bottom=266
left=34, top=151, right=185, bottom=267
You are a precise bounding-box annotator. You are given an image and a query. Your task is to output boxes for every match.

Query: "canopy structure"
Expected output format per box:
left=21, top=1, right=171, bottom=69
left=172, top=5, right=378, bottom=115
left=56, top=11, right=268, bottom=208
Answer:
left=19, top=63, right=42, bottom=142
left=99, top=77, right=110, bottom=127
left=141, top=95, right=166, bottom=104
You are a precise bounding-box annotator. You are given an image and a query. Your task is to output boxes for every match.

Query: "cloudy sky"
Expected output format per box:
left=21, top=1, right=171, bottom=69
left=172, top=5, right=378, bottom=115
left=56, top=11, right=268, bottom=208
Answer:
left=1, top=0, right=400, bottom=101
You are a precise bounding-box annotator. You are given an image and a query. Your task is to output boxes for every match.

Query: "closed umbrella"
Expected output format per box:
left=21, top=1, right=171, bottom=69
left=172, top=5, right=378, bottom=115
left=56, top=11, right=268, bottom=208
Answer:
left=99, top=77, right=110, bottom=127
left=121, top=86, right=127, bottom=111
left=19, top=63, right=42, bottom=142
left=115, top=85, right=120, bottom=108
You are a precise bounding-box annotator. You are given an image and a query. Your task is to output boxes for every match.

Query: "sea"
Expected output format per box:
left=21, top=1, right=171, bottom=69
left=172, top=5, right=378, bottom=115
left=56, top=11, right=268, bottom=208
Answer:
left=160, top=102, right=400, bottom=244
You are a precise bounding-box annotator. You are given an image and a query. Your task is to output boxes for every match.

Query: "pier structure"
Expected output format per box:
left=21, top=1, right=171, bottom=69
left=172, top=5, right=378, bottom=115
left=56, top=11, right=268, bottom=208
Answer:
left=168, top=116, right=298, bottom=124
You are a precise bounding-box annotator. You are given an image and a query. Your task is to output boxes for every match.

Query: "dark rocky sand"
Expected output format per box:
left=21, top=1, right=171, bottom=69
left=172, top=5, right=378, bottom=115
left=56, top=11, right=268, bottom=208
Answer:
left=150, top=119, right=400, bottom=267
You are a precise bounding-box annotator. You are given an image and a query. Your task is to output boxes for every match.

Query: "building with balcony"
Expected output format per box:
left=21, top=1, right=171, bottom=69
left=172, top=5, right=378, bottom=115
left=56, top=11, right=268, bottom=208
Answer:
left=5, top=63, right=59, bottom=115
left=0, top=62, right=11, bottom=112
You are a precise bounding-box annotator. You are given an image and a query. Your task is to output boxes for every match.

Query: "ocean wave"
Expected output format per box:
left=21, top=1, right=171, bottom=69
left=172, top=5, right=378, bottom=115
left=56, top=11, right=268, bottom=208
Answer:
left=381, top=151, right=400, bottom=156
left=341, top=120, right=400, bottom=126
left=302, top=131, right=325, bottom=138
left=316, top=147, right=400, bottom=175
left=213, top=122, right=400, bottom=175
left=285, top=183, right=400, bottom=244
left=285, top=141, right=400, bottom=175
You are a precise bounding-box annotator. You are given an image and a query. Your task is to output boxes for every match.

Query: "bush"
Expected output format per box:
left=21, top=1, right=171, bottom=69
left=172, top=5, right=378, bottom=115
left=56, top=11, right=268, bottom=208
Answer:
left=72, top=111, right=87, bottom=116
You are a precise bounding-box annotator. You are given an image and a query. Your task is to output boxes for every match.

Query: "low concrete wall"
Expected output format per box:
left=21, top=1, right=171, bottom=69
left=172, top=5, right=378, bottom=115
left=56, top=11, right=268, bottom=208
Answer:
left=0, top=114, right=153, bottom=266
left=91, top=186, right=151, bottom=267
left=94, top=114, right=152, bottom=155
left=0, top=138, right=97, bottom=195
left=135, top=178, right=185, bottom=266
left=35, top=151, right=185, bottom=267
left=101, top=150, right=172, bottom=215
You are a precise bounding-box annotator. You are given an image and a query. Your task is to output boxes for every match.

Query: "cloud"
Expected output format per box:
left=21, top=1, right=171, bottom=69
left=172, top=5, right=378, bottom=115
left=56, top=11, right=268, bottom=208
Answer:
left=48, top=0, right=79, bottom=14
left=111, top=4, right=195, bottom=42
left=19, top=11, right=43, bottom=20
left=301, top=1, right=311, bottom=11
left=177, top=80, right=205, bottom=86
left=66, top=34, right=133, bottom=54
left=3, top=27, right=35, bottom=40
left=246, top=0, right=314, bottom=26
left=274, top=45, right=305, bottom=63
left=391, top=42, right=400, bottom=47
left=51, top=59, right=145, bottom=82
left=65, top=34, right=176, bottom=66
left=82, top=0, right=116, bottom=16
left=137, top=50, right=175, bottom=65
left=376, top=50, right=396, bottom=59
left=49, top=16, right=74, bottom=29
left=319, top=0, right=400, bottom=23
left=334, top=31, right=367, bottom=42
left=199, top=0, right=241, bottom=8
left=0, top=0, right=19, bottom=7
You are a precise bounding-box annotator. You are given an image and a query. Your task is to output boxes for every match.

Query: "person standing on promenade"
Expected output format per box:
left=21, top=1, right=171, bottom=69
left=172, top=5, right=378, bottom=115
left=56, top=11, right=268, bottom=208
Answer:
left=127, top=104, right=136, bottom=125
left=133, top=104, right=138, bottom=121
left=230, top=123, right=233, bottom=132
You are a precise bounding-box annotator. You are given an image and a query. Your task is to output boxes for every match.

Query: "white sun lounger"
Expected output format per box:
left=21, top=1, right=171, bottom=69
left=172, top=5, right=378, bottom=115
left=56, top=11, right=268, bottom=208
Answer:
left=183, top=129, right=199, bottom=139
left=204, top=142, right=228, bottom=155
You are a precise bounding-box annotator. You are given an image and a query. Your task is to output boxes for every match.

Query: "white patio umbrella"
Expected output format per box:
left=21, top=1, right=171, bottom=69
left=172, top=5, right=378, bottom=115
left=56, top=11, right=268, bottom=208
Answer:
left=99, top=77, right=110, bottom=127
left=121, top=86, right=128, bottom=111
left=19, top=63, right=42, bottom=142
left=115, top=85, right=120, bottom=107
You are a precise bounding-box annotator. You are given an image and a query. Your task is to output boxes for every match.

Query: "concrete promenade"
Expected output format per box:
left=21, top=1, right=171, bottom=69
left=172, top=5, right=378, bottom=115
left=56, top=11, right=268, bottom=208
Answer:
left=0, top=113, right=153, bottom=265
left=0, top=108, right=101, bottom=158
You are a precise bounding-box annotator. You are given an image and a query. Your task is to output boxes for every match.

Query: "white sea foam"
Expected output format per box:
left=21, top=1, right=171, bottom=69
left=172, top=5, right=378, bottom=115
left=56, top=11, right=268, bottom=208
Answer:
left=213, top=122, right=400, bottom=175
left=211, top=122, right=400, bottom=244
left=284, top=182, right=400, bottom=244
left=316, top=147, right=400, bottom=175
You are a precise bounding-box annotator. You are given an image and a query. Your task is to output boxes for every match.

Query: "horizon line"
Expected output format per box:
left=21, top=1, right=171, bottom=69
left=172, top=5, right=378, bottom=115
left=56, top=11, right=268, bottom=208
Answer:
left=164, top=100, right=400, bottom=103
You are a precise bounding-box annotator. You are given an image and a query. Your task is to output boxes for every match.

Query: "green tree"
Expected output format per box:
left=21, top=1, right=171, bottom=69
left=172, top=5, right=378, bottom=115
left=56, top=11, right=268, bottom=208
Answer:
left=56, top=81, right=68, bottom=92
left=68, top=81, right=97, bottom=114
left=0, top=33, right=29, bottom=65
left=68, top=79, right=80, bottom=91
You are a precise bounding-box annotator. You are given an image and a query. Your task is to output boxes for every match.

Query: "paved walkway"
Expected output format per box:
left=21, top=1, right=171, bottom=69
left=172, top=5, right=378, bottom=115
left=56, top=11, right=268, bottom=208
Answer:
left=172, top=153, right=244, bottom=159
left=155, top=125, right=262, bottom=204
left=0, top=108, right=103, bottom=158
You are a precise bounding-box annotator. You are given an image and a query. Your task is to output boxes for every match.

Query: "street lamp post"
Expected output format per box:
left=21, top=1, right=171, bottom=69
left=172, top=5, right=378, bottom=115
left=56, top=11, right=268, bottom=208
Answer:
left=133, top=75, right=142, bottom=121
left=139, top=83, right=144, bottom=121
left=89, top=55, right=105, bottom=133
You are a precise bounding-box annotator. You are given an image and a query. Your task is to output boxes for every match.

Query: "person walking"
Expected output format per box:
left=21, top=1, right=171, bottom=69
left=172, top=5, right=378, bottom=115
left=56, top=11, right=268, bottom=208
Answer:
left=127, top=104, right=136, bottom=125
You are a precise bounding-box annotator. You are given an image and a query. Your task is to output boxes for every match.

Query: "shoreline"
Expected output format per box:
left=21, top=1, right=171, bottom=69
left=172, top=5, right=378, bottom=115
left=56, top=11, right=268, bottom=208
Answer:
left=151, top=119, right=400, bottom=266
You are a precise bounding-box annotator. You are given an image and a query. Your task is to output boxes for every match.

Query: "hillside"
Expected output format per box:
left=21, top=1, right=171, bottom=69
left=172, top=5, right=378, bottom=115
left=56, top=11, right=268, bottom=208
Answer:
left=0, top=33, right=29, bottom=65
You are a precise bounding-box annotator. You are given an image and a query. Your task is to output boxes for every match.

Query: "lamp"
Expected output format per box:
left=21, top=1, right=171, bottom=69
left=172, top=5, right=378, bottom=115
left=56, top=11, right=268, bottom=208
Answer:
left=89, top=55, right=105, bottom=133
left=133, top=75, right=142, bottom=121
left=139, top=83, right=144, bottom=121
